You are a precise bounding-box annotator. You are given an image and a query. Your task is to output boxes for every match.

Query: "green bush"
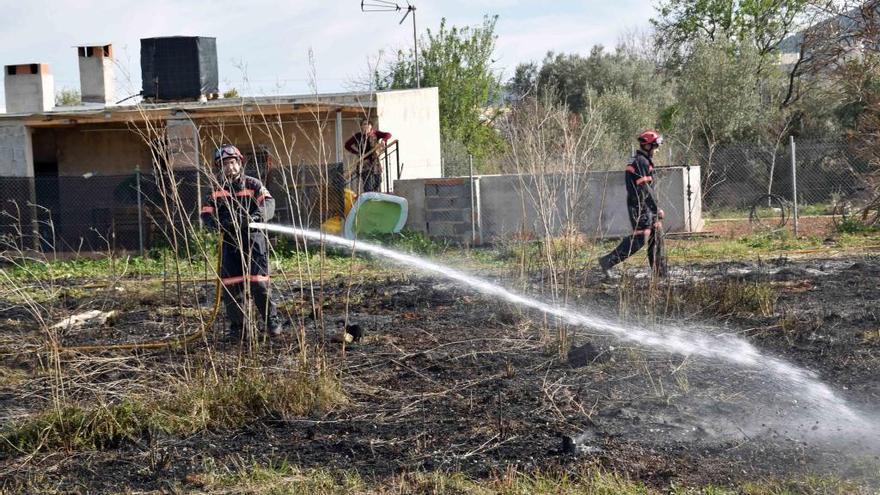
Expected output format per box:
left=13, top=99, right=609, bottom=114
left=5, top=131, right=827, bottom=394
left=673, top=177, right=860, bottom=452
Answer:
left=835, top=216, right=879, bottom=234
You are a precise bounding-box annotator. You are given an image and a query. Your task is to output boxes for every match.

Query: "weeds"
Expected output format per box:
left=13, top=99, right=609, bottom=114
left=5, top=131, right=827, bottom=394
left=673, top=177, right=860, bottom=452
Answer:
left=740, top=476, right=866, bottom=494
left=182, top=461, right=870, bottom=494
left=1, top=400, right=149, bottom=453
left=610, top=275, right=778, bottom=320
left=679, top=280, right=778, bottom=317
left=365, top=230, right=449, bottom=256
left=1, top=364, right=345, bottom=454
left=162, top=364, right=345, bottom=433
left=190, top=462, right=652, bottom=494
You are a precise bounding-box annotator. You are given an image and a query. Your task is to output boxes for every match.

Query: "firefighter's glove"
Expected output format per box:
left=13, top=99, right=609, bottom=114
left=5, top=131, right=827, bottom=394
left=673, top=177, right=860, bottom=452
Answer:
left=657, top=209, right=665, bottom=219
left=220, top=214, right=247, bottom=233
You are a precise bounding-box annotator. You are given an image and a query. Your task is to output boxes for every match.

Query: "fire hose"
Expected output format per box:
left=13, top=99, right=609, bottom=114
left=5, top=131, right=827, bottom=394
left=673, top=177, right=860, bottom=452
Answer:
left=53, top=233, right=225, bottom=354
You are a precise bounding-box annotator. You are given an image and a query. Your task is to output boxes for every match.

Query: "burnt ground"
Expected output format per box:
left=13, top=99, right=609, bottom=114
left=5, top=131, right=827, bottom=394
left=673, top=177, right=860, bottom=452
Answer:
left=1, top=253, right=880, bottom=492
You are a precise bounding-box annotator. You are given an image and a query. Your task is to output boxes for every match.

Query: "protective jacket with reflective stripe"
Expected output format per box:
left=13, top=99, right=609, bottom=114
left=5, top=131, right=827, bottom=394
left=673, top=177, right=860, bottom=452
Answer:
left=625, top=149, right=658, bottom=214
left=200, top=176, right=274, bottom=235
left=200, top=175, right=276, bottom=284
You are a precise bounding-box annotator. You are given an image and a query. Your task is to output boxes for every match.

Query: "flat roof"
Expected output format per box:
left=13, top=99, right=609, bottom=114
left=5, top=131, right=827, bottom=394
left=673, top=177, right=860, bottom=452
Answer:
left=0, top=90, right=384, bottom=127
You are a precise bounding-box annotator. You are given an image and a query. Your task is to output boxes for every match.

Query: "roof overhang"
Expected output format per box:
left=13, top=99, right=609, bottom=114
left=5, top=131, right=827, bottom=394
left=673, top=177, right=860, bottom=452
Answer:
left=4, top=91, right=379, bottom=128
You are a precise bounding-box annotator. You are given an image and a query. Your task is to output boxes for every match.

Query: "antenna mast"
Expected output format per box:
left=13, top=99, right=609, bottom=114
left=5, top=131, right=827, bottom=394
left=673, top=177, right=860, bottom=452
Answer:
left=361, top=0, right=420, bottom=88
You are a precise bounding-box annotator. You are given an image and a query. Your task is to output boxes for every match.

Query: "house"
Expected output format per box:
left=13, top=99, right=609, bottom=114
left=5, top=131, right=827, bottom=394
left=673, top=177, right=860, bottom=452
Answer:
left=0, top=38, right=441, bottom=252
left=778, top=2, right=880, bottom=66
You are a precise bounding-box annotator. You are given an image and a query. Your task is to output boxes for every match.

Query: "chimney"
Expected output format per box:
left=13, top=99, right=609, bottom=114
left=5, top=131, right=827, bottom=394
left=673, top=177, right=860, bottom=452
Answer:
left=4, top=63, right=54, bottom=114
left=77, top=44, right=115, bottom=104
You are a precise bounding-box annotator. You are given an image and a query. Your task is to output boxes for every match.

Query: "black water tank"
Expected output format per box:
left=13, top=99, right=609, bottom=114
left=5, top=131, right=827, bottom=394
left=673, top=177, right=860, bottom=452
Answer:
left=140, top=36, right=218, bottom=101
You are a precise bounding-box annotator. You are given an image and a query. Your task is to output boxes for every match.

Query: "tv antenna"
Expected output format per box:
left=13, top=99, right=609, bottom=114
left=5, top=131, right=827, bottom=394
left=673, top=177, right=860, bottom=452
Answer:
left=361, top=0, right=420, bottom=88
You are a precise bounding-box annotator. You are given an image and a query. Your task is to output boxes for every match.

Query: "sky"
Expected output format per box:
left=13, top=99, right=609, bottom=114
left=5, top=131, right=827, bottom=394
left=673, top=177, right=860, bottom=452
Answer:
left=0, top=0, right=654, bottom=111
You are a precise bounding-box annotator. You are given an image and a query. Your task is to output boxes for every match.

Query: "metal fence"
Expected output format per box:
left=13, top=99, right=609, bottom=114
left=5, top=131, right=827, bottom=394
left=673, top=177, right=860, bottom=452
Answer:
left=0, top=163, right=363, bottom=254
left=682, top=139, right=875, bottom=220
left=0, top=171, right=201, bottom=254
left=0, top=138, right=874, bottom=252
left=438, top=138, right=876, bottom=238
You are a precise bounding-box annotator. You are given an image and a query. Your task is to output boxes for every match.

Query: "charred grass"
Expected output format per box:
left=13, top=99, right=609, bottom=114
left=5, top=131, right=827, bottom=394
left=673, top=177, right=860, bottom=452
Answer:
left=1, top=243, right=879, bottom=493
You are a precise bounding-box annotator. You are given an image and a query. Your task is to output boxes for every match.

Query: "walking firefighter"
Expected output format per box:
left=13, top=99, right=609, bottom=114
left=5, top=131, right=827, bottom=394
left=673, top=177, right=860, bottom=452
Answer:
left=200, top=144, right=283, bottom=341
left=598, top=130, right=668, bottom=278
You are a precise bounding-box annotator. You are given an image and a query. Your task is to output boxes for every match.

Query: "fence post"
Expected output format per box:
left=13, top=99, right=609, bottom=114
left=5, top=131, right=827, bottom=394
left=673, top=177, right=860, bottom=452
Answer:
left=136, top=165, right=144, bottom=256
left=469, top=154, right=476, bottom=245
left=790, top=135, right=799, bottom=237
left=685, top=161, right=693, bottom=232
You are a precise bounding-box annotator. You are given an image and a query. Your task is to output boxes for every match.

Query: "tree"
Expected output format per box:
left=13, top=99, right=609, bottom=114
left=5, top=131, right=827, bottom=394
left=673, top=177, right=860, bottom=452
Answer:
left=375, top=15, right=503, bottom=160
left=652, top=0, right=810, bottom=61
left=55, top=88, right=81, bottom=106
left=672, top=38, right=771, bottom=194
left=675, top=39, right=767, bottom=143
left=507, top=44, right=671, bottom=152
left=508, top=62, right=538, bottom=100
left=597, top=88, right=658, bottom=148
left=511, top=45, right=670, bottom=115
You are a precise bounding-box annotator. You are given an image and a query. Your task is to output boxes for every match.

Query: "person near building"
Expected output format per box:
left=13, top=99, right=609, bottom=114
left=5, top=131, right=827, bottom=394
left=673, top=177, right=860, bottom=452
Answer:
left=344, top=118, right=392, bottom=193
left=200, top=144, right=283, bottom=341
left=598, top=130, right=668, bottom=278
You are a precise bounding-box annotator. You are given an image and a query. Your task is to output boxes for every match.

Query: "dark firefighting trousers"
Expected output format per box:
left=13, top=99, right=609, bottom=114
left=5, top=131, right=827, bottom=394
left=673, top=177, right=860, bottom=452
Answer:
left=601, top=204, right=667, bottom=276
left=220, top=230, right=280, bottom=334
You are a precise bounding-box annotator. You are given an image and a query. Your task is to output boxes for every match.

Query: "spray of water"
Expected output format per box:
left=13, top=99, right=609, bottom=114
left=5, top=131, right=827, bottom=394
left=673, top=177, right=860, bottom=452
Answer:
left=253, top=222, right=878, bottom=444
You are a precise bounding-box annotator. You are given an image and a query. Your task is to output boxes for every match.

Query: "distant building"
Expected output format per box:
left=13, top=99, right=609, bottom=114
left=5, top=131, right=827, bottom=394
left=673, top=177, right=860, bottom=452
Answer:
left=778, top=3, right=879, bottom=67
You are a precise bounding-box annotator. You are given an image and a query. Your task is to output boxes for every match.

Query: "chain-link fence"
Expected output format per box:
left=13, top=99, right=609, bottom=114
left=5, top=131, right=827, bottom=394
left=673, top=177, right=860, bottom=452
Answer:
left=0, top=163, right=371, bottom=254
left=431, top=138, right=877, bottom=242
left=0, top=171, right=201, bottom=254
left=681, top=139, right=875, bottom=223
left=1, top=138, right=874, bottom=252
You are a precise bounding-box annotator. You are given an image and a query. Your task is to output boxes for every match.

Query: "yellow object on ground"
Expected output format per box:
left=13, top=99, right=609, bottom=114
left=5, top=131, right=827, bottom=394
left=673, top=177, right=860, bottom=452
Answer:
left=344, top=188, right=357, bottom=216
left=321, top=215, right=344, bottom=235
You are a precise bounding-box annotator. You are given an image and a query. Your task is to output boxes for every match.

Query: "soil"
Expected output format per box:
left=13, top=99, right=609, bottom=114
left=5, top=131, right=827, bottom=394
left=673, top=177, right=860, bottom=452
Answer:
left=705, top=215, right=836, bottom=238
left=1, top=253, right=880, bottom=493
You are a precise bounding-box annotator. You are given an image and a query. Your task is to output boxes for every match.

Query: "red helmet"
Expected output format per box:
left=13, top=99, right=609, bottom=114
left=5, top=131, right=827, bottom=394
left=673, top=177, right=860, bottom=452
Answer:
left=213, top=144, right=245, bottom=167
left=637, top=130, right=663, bottom=146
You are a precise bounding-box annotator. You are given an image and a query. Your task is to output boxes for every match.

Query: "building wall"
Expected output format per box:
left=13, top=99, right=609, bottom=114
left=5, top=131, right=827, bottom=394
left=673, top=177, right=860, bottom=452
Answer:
left=376, top=87, right=442, bottom=184
left=395, top=167, right=703, bottom=243
left=196, top=112, right=366, bottom=226
left=197, top=111, right=362, bottom=171
left=53, top=126, right=152, bottom=176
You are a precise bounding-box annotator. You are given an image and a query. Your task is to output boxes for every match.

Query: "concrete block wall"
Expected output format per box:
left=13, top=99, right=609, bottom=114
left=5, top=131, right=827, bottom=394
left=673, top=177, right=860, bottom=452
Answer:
left=395, top=166, right=702, bottom=244
left=0, top=124, right=33, bottom=176
left=422, top=178, right=476, bottom=241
